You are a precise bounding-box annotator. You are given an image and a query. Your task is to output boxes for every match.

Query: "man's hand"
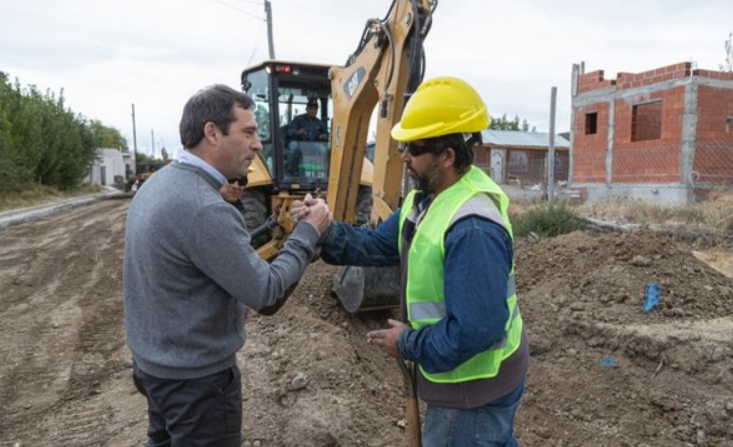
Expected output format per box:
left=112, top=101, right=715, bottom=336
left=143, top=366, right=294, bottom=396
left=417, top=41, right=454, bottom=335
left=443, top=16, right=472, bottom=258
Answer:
left=366, top=319, right=408, bottom=358
left=291, top=193, right=331, bottom=235
left=290, top=195, right=312, bottom=224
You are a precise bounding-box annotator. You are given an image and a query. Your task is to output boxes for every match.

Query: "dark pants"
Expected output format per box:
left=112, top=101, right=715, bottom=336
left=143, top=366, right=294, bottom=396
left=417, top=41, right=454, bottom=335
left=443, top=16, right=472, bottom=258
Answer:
left=132, top=363, right=243, bottom=447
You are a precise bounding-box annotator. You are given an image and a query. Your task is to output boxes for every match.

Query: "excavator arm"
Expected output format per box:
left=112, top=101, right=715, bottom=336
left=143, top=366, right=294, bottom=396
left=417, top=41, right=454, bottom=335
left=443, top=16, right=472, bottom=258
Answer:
left=327, top=0, right=436, bottom=224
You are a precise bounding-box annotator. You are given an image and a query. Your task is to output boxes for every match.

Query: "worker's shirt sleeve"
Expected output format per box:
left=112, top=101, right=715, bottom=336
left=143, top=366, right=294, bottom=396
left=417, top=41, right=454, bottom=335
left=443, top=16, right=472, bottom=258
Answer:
left=398, top=216, right=513, bottom=373
left=318, top=119, right=328, bottom=136
left=319, top=210, right=401, bottom=266
left=286, top=116, right=302, bottom=137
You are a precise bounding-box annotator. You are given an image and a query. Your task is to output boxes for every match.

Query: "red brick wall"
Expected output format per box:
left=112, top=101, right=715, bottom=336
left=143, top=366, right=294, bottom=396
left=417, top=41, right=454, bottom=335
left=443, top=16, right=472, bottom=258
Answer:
left=616, top=62, right=692, bottom=90
left=694, top=86, right=733, bottom=184
left=611, top=87, right=685, bottom=183
left=574, top=63, right=733, bottom=189
left=573, top=103, right=609, bottom=183
left=577, top=70, right=616, bottom=94
left=474, top=146, right=490, bottom=171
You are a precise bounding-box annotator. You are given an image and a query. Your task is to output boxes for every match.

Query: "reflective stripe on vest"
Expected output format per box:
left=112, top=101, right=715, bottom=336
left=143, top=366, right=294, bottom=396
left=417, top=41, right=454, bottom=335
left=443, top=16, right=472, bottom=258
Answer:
left=398, top=166, right=523, bottom=383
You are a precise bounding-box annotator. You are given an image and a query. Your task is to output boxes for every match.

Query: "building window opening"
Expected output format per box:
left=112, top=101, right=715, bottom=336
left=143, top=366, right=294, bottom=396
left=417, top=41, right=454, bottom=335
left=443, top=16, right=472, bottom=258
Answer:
left=631, top=101, right=662, bottom=142
left=726, top=116, right=733, bottom=133
left=585, top=112, right=598, bottom=135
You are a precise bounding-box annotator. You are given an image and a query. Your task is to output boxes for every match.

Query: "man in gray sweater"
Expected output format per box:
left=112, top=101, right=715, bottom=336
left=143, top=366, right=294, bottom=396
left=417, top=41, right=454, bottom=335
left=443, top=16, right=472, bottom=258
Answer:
left=123, top=84, right=331, bottom=447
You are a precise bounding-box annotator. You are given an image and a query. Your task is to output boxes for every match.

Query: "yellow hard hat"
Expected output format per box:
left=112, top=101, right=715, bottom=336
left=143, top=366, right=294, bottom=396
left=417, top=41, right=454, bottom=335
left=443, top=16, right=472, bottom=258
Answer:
left=391, top=76, right=491, bottom=142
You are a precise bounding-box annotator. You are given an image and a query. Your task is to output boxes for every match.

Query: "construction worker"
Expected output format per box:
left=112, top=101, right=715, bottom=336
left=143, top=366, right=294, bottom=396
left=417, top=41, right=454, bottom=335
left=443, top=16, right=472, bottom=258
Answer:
left=123, top=84, right=331, bottom=447
left=220, top=177, right=247, bottom=217
left=287, top=98, right=329, bottom=142
left=293, top=76, right=529, bottom=447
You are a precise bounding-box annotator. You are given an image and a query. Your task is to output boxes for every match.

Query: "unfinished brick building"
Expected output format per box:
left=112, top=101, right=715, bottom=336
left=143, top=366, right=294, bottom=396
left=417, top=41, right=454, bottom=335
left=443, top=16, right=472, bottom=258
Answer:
left=570, top=62, right=733, bottom=204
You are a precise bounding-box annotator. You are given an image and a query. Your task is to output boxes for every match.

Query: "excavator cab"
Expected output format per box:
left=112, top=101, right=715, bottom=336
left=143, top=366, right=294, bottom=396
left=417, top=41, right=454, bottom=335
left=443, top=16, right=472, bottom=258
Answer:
left=242, top=61, right=335, bottom=191
left=240, top=61, right=373, bottom=246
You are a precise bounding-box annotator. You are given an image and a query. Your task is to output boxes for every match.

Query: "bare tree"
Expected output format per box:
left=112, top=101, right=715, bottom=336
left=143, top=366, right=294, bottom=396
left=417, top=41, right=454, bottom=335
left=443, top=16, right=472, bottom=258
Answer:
left=721, top=32, right=733, bottom=72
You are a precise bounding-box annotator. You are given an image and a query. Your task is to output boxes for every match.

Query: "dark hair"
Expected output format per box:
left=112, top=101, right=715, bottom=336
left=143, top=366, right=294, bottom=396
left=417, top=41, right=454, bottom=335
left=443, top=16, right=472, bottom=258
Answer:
left=427, top=132, right=482, bottom=172
left=179, top=84, right=255, bottom=149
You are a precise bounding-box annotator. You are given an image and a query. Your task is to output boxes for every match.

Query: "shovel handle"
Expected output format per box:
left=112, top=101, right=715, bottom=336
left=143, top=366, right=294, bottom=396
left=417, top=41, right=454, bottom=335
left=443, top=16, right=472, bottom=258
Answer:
left=397, top=359, right=422, bottom=447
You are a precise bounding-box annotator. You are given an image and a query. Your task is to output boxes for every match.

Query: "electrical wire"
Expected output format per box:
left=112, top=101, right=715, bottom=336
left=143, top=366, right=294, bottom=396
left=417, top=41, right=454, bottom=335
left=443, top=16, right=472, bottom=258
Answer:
left=229, top=0, right=266, bottom=5
left=205, top=0, right=265, bottom=21
left=246, top=21, right=267, bottom=67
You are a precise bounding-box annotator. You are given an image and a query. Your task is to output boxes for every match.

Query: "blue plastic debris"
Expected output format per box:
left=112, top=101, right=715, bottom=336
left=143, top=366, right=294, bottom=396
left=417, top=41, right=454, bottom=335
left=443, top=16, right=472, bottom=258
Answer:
left=643, top=282, right=661, bottom=313
left=599, top=359, right=618, bottom=368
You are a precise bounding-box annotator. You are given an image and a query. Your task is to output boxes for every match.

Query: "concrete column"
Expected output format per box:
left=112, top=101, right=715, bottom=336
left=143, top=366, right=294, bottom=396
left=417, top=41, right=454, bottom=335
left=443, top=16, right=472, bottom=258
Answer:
left=606, top=99, right=615, bottom=186
left=680, top=82, right=698, bottom=202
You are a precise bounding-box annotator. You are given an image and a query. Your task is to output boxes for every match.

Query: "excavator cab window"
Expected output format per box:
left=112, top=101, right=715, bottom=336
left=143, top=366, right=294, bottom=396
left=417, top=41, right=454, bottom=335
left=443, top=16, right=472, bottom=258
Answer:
left=246, top=69, right=275, bottom=175
left=242, top=62, right=332, bottom=190
left=277, top=89, right=331, bottom=183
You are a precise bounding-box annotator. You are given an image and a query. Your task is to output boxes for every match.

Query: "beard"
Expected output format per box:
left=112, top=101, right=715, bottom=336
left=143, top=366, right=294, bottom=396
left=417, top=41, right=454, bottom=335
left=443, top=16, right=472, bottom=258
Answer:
left=408, top=161, right=442, bottom=194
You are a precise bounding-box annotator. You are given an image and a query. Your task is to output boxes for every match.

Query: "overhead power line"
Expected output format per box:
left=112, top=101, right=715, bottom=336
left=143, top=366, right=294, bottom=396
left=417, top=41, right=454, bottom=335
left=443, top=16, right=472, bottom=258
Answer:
left=206, top=0, right=264, bottom=21
left=229, top=0, right=265, bottom=5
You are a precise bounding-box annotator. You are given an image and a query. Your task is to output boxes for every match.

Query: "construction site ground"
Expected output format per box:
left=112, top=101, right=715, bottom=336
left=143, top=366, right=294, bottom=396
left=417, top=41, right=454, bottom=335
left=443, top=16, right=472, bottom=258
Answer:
left=1, top=195, right=732, bottom=447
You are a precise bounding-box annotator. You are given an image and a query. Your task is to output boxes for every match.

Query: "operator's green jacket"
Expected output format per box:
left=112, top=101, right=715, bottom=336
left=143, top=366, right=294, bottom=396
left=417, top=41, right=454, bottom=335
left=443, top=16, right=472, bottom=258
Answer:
left=398, top=166, right=523, bottom=383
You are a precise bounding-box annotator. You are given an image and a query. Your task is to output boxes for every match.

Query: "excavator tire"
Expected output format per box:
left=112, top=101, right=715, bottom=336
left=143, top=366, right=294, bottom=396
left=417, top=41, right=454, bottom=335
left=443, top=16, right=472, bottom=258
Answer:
left=242, top=188, right=269, bottom=249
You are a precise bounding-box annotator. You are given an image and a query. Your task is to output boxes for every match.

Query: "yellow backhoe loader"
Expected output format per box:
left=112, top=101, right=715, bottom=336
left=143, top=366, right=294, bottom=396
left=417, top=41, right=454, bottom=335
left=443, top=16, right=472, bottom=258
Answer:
left=241, top=0, right=436, bottom=314
left=242, top=3, right=437, bottom=444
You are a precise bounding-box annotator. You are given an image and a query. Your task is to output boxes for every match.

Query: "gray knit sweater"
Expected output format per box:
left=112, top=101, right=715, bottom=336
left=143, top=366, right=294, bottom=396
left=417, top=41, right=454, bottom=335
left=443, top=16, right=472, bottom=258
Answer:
left=123, top=162, right=319, bottom=379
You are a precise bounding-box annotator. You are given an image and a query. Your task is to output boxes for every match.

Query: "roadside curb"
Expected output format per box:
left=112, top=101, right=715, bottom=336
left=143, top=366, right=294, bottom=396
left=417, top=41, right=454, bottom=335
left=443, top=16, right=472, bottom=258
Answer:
left=0, top=188, right=127, bottom=231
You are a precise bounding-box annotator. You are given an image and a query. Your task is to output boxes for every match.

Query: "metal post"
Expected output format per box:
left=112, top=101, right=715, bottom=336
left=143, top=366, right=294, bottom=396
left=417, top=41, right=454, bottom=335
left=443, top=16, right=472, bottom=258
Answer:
left=548, top=86, right=557, bottom=209
left=265, top=0, right=276, bottom=59
left=151, top=129, right=155, bottom=159
left=131, top=104, right=138, bottom=174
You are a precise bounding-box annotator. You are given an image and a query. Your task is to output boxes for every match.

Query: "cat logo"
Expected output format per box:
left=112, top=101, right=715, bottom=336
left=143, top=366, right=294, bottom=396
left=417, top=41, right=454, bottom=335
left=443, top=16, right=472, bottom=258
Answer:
left=344, top=67, right=366, bottom=100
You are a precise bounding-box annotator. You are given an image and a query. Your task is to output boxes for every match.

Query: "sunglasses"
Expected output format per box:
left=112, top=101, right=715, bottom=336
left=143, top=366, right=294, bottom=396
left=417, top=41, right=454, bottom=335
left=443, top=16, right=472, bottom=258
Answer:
left=397, top=140, right=442, bottom=156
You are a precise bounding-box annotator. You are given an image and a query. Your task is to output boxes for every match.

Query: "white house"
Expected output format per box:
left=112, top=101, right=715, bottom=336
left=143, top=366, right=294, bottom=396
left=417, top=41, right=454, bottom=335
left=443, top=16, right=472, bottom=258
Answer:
left=84, top=148, right=134, bottom=186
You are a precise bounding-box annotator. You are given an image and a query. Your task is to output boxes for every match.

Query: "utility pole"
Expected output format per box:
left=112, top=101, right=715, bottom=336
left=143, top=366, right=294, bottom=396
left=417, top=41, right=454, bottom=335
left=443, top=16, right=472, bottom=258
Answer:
left=131, top=104, right=138, bottom=174
left=547, top=86, right=557, bottom=209
left=151, top=129, right=155, bottom=159
left=265, top=0, right=276, bottom=59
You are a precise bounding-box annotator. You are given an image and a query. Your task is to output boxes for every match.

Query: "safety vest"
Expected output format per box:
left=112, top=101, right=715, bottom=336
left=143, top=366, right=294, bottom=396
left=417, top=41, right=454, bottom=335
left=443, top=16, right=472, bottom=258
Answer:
left=398, top=166, right=523, bottom=383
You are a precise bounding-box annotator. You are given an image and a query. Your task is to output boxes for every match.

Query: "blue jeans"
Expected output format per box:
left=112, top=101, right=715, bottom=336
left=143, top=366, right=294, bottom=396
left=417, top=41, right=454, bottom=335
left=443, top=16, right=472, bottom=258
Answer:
left=422, top=380, right=525, bottom=447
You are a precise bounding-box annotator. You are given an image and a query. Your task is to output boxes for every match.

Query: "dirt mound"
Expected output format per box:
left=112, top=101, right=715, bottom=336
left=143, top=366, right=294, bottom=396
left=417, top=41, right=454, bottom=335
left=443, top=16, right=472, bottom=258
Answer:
left=518, top=230, right=733, bottom=324
left=516, top=230, right=733, bottom=447
left=240, top=263, right=406, bottom=447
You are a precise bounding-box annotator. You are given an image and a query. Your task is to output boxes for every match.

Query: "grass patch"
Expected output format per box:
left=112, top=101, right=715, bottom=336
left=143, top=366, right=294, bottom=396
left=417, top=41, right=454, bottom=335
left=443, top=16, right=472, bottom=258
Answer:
left=575, top=189, right=733, bottom=232
left=512, top=202, right=584, bottom=238
left=0, top=183, right=103, bottom=213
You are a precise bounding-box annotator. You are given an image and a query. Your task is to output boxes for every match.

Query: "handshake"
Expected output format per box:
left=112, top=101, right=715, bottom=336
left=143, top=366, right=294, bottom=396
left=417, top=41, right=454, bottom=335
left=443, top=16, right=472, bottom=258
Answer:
left=290, top=193, right=332, bottom=236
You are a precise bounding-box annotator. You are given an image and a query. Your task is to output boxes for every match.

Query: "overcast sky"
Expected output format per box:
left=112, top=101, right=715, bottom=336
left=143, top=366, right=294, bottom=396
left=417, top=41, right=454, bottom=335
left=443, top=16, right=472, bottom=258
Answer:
left=1, top=0, right=731, bottom=159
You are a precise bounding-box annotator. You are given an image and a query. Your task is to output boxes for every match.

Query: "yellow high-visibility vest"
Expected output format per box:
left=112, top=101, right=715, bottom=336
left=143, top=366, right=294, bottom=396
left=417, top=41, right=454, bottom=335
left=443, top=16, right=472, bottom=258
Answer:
left=398, top=166, right=523, bottom=383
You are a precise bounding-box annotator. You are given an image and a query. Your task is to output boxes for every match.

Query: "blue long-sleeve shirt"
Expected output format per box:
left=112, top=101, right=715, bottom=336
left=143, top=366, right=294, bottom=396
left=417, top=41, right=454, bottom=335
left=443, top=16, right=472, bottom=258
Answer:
left=286, top=114, right=329, bottom=141
left=319, top=200, right=513, bottom=374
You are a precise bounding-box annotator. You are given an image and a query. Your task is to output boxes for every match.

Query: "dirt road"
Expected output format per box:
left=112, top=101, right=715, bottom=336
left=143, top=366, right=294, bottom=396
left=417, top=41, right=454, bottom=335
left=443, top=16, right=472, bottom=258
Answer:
left=1, top=198, right=732, bottom=446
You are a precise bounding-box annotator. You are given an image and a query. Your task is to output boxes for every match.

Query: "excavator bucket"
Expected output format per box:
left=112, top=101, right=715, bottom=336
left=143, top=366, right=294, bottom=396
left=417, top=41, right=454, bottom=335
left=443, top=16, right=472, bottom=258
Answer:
left=332, top=265, right=401, bottom=313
